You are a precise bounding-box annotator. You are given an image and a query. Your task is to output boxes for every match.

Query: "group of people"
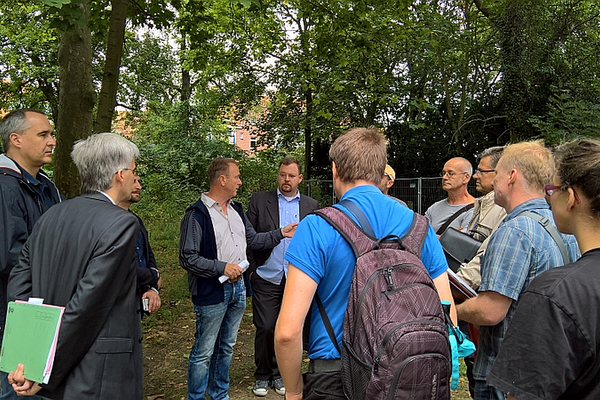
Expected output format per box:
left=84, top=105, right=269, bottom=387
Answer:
left=0, top=108, right=599, bottom=400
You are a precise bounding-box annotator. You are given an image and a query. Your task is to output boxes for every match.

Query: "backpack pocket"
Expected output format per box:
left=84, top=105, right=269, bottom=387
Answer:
left=368, top=323, right=450, bottom=400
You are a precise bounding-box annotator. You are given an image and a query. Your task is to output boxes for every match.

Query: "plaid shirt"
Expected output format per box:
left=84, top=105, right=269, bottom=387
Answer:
left=474, top=197, right=580, bottom=381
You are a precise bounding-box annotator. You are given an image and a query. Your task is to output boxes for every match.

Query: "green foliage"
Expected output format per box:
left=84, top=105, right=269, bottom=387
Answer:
left=530, top=90, right=600, bottom=145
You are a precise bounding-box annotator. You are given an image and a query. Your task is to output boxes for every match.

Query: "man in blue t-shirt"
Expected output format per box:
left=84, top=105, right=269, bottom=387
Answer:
left=274, top=127, right=457, bottom=400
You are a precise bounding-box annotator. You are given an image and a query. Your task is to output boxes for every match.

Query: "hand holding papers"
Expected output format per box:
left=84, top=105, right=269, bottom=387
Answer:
left=219, top=260, right=249, bottom=283
left=447, top=269, right=477, bottom=304
left=0, top=300, right=64, bottom=384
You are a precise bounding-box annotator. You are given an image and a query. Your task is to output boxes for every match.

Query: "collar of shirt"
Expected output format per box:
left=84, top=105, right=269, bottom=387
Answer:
left=97, top=191, right=117, bottom=205
left=277, top=187, right=301, bottom=202
left=201, top=192, right=232, bottom=212
left=21, top=168, right=43, bottom=187
left=504, top=197, right=549, bottom=221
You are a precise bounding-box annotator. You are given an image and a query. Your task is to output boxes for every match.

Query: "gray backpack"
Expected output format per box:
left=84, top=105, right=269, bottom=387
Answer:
left=314, top=203, right=450, bottom=400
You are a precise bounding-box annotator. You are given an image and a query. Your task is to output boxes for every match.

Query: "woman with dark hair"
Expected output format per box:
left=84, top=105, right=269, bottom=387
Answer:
left=487, top=138, right=600, bottom=400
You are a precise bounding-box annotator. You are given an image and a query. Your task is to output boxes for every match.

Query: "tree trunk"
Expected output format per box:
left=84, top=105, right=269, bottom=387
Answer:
left=304, top=88, right=312, bottom=184
left=95, top=0, right=129, bottom=133
left=54, top=1, right=95, bottom=198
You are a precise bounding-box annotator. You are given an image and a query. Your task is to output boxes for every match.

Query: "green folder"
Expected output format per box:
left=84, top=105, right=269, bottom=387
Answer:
left=0, top=301, right=64, bottom=384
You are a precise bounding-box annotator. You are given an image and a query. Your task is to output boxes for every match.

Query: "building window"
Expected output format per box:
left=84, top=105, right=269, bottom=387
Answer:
left=228, top=130, right=236, bottom=145
left=250, top=137, right=257, bottom=149
left=240, top=133, right=244, bottom=140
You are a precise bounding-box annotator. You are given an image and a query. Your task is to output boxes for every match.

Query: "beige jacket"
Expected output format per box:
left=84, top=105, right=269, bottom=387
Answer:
left=457, top=191, right=506, bottom=290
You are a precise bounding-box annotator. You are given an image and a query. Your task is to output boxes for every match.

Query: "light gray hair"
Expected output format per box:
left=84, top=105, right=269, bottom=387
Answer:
left=71, top=132, right=139, bottom=193
left=478, top=146, right=506, bottom=169
left=0, top=109, right=47, bottom=151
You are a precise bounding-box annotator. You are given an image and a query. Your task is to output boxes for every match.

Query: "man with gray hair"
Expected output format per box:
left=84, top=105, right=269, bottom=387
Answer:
left=457, top=146, right=507, bottom=290
left=425, top=157, right=475, bottom=235
left=0, top=109, right=62, bottom=400
left=6, top=133, right=143, bottom=399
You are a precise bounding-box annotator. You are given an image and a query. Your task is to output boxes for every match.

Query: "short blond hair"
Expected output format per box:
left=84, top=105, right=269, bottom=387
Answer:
left=329, top=127, right=386, bottom=185
left=499, top=140, right=554, bottom=193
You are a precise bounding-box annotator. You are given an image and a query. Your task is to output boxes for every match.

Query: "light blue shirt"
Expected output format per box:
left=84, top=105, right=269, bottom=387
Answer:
left=256, top=188, right=300, bottom=284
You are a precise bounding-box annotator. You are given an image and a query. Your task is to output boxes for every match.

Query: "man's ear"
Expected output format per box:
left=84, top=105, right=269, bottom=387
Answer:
left=298, top=174, right=303, bottom=184
left=332, top=162, right=338, bottom=179
left=9, top=132, right=21, bottom=149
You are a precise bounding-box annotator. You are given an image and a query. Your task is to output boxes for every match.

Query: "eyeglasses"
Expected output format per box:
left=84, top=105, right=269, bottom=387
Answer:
left=116, top=168, right=138, bottom=176
left=544, top=184, right=581, bottom=203
left=474, top=169, right=495, bottom=175
left=440, top=171, right=468, bottom=178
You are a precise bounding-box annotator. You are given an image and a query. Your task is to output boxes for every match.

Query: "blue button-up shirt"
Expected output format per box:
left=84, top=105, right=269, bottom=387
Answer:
left=474, top=197, right=580, bottom=381
left=256, top=189, right=300, bottom=284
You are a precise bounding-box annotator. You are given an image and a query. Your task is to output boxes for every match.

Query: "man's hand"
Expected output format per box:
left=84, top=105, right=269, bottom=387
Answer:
left=142, top=289, right=161, bottom=313
left=8, top=364, right=42, bottom=396
left=224, top=263, right=243, bottom=282
left=281, top=222, right=298, bottom=238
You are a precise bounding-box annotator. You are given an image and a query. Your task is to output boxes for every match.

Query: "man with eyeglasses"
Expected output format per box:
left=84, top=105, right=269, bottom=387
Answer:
left=246, top=158, right=318, bottom=397
left=7, top=132, right=144, bottom=399
left=425, top=157, right=475, bottom=236
left=456, top=141, right=579, bottom=400
left=118, top=176, right=161, bottom=316
left=457, top=146, right=507, bottom=291
left=0, top=109, right=63, bottom=400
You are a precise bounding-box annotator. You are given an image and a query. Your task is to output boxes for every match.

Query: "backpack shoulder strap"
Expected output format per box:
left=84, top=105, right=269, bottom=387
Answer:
left=313, top=206, right=376, bottom=258
left=338, top=199, right=375, bottom=237
left=518, top=211, right=569, bottom=264
left=436, top=203, right=474, bottom=235
left=399, top=212, right=429, bottom=258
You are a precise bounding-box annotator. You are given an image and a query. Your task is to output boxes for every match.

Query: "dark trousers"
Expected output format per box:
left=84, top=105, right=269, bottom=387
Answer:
left=459, top=319, right=475, bottom=397
left=251, top=273, right=285, bottom=381
left=303, top=369, right=345, bottom=400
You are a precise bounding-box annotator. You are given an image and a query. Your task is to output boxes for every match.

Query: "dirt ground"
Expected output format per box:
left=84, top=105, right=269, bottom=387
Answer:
left=143, top=299, right=284, bottom=400
left=142, top=298, right=472, bottom=400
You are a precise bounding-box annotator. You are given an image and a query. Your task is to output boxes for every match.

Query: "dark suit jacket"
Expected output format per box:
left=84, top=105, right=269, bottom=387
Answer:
left=246, top=189, right=319, bottom=273
left=8, top=193, right=143, bottom=400
left=134, top=213, right=159, bottom=292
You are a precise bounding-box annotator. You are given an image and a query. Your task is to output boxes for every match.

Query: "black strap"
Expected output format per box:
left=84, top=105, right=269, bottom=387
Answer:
left=518, top=211, right=569, bottom=264
left=314, top=293, right=341, bottom=354
left=436, top=203, right=475, bottom=235
left=338, top=199, right=375, bottom=237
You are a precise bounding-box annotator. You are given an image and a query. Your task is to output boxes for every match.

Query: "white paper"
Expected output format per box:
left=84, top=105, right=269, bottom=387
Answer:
left=219, top=260, right=249, bottom=283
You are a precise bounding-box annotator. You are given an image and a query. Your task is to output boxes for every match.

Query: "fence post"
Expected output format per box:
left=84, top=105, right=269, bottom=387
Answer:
left=417, top=177, right=422, bottom=214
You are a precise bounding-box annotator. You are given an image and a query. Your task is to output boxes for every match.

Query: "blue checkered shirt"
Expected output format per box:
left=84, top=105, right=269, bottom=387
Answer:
left=474, top=197, right=580, bottom=381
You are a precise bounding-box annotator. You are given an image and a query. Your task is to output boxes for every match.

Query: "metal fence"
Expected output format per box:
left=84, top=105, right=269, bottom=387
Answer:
left=306, top=178, right=478, bottom=214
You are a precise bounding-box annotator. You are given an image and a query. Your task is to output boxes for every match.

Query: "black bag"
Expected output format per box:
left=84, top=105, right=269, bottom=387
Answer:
left=314, top=203, right=451, bottom=400
left=439, top=227, right=484, bottom=272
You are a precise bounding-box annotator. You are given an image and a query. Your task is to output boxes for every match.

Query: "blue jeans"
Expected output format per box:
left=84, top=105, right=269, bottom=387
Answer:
left=474, top=378, right=506, bottom=400
left=0, top=372, right=47, bottom=400
left=187, top=280, right=246, bottom=400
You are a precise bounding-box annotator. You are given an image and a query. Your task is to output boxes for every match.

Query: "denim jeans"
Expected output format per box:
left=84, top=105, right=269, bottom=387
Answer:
left=187, top=279, right=246, bottom=400
left=474, top=378, right=506, bottom=400
left=0, top=371, right=47, bottom=400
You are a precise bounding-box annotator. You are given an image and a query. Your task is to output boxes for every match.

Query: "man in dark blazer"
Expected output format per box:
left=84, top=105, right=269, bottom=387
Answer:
left=247, top=158, right=319, bottom=397
left=6, top=132, right=143, bottom=400
left=118, top=176, right=161, bottom=315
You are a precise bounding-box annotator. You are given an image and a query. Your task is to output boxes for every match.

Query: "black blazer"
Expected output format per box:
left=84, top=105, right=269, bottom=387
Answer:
left=246, top=189, right=319, bottom=272
left=8, top=193, right=143, bottom=399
